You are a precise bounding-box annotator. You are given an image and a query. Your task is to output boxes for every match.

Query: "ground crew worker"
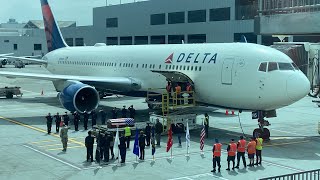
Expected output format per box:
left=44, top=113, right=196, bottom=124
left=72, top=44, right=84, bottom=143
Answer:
left=175, top=83, right=182, bottom=104
left=204, top=113, right=209, bottom=138
left=63, top=112, right=69, bottom=127
left=60, top=124, right=68, bottom=152
left=235, top=135, right=247, bottom=168
left=119, top=132, right=127, bottom=163
left=73, top=111, right=80, bottom=131
left=99, top=109, right=106, bottom=125
left=186, top=82, right=193, bottom=104
left=85, top=131, right=95, bottom=162
left=211, top=139, right=222, bottom=173
left=54, top=112, right=61, bottom=133
left=226, top=139, right=237, bottom=171
left=91, top=110, right=97, bottom=127
left=111, top=107, right=117, bottom=119
left=121, top=106, right=127, bottom=118
left=104, top=133, right=111, bottom=162
left=128, top=105, right=135, bottom=119
left=145, top=122, right=151, bottom=146
left=124, top=125, right=131, bottom=149
left=139, top=131, right=146, bottom=160
left=83, top=111, right=89, bottom=130
left=45, top=113, right=53, bottom=134
left=155, top=119, right=163, bottom=146
left=255, top=134, right=263, bottom=165
left=247, top=137, right=257, bottom=166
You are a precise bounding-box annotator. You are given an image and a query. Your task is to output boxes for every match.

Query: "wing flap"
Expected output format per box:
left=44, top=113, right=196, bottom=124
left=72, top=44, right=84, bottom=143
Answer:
left=1, top=56, right=47, bottom=64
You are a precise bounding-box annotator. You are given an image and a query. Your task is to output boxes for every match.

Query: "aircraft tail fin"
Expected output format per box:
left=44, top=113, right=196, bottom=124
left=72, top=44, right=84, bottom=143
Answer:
left=40, top=0, right=68, bottom=52
left=240, top=35, right=248, bottom=43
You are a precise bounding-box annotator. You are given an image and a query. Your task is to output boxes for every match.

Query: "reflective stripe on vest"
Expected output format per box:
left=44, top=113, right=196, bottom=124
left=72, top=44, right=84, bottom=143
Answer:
left=228, top=143, right=237, bottom=156
left=213, top=143, right=222, bottom=157
left=256, top=138, right=263, bottom=150
left=247, top=141, right=256, bottom=154
left=237, top=139, right=246, bottom=152
left=124, top=127, right=131, bottom=137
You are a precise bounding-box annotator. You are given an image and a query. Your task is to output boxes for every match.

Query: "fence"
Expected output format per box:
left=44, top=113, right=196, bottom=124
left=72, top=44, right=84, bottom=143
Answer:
left=260, top=169, right=320, bottom=180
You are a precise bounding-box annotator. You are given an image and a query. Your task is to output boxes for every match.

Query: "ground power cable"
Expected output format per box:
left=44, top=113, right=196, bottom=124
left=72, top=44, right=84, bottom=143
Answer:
left=237, top=112, right=246, bottom=138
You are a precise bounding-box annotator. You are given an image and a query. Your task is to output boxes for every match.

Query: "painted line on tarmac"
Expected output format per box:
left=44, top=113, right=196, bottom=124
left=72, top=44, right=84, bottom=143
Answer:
left=23, top=144, right=82, bottom=170
left=30, top=139, right=58, bottom=144
left=262, top=160, right=304, bottom=172
left=168, top=173, right=229, bottom=180
left=264, top=140, right=309, bottom=147
left=46, top=146, right=83, bottom=151
left=38, top=143, right=74, bottom=148
left=0, top=116, right=85, bottom=146
left=272, top=129, right=305, bottom=136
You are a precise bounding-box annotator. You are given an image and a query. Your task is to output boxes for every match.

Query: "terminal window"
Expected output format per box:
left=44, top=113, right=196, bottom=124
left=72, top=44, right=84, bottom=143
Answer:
left=34, top=44, right=42, bottom=51
left=106, top=18, right=118, bottom=28
left=134, top=36, right=148, bottom=45
left=106, top=37, right=118, bottom=45
left=168, top=12, right=185, bottom=24
left=151, top=35, right=165, bottom=44
left=65, top=38, right=73, bottom=46
left=168, top=35, right=184, bottom=44
left=120, top=36, right=132, bottom=45
left=188, top=34, right=206, bottom=43
left=13, top=44, right=17, bottom=50
left=75, top=38, right=84, bottom=46
left=210, top=8, right=230, bottom=21
left=150, top=13, right=165, bottom=25
left=188, top=10, right=206, bottom=23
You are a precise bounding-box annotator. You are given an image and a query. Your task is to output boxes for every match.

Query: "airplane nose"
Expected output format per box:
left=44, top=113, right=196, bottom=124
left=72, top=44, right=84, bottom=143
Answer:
left=286, top=74, right=310, bottom=101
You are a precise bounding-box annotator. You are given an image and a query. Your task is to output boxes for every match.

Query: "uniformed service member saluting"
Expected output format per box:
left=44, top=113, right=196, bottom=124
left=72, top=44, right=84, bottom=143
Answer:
left=54, top=112, right=61, bottom=133
left=45, top=113, right=53, bottom=134
left=60, top=123, right=68, bottom=152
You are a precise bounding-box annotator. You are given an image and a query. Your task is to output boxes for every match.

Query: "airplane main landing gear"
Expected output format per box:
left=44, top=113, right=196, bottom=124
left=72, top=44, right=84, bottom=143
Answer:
left=253, top=118, right=271, bottom=141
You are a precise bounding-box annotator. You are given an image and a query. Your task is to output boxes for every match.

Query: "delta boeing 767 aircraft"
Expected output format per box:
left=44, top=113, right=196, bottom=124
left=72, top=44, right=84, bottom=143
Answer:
left=0, top=0, right=310, bottom=139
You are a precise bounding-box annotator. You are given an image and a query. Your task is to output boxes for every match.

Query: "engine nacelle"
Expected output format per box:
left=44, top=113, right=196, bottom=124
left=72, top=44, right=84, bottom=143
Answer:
left=1, top=59, right=7, bottom=65
left=58, top=83, right=99, bottom=113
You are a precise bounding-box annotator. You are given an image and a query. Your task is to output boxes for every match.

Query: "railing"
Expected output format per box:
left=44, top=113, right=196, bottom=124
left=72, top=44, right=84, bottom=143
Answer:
left=260, top=169, right=320, bottom=180
left=259, top=0, right=320, bottom=15
left=105, top=0, right=149, bottom=6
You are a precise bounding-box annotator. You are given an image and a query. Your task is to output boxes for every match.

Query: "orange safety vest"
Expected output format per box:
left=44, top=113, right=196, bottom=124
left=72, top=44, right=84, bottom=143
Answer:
left=213, top=143, right=222, bottom=157
left=175, top=86, right=181, bottom=94
left=228, top=143, right=237, bottom=156
left=247, top=141, right=256, bottom=154
left=237, top=139, right=246, bottom=152
left=186, top=85, right=192, bottom=92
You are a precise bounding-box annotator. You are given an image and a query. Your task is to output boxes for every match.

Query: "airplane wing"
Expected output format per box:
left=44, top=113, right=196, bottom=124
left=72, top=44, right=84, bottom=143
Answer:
left=0, top=53, right=14, bottom=56
left=1, top=56, right=47, bottom=64
left=0, top=71, right=141, bottom=91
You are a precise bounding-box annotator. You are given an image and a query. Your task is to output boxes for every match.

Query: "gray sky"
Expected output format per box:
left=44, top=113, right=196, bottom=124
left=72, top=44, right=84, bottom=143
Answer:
left=0, top=0, right=140, bottom=26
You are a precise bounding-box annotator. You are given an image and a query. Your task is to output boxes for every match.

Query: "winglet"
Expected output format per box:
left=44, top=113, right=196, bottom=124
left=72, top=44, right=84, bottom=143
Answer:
left=40, top=0, right=67, bottom=52
left=240, top=35, right=248, bottom=43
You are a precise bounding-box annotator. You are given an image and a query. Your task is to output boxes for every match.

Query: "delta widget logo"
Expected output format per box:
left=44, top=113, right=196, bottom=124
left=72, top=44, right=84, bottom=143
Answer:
left=165, top=53, right=173, bottom=64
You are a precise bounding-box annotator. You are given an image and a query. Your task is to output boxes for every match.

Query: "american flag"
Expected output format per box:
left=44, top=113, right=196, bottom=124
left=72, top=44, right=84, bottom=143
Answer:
left=200, top=120, right=205, bottom=150
left=108, top=118, right=135, bottom=128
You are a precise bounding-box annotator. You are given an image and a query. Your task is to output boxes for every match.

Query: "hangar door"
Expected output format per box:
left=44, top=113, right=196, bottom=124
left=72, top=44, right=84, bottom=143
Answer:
left=221, top=58, right=234, bottom=85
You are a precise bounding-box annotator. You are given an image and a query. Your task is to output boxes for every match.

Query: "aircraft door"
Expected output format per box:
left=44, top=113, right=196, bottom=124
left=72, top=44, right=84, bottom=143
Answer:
left=221, top=58, right=234, bottom=85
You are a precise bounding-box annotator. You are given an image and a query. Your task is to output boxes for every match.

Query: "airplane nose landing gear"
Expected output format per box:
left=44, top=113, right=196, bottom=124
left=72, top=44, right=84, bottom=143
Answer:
left=253, top=118, right=271, bottom=141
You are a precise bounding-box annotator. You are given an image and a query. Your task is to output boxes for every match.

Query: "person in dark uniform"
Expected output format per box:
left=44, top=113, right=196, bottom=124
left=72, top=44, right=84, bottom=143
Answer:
left=91, top=110, right=97, bottom=127
left=111, top=107, right=117, bottom=119
left=85, top=131, right=95, bottom=162
left=63, top=112, right=69, bottom=127
left=83, top=111, right=89, bottom=130
left=54, top=112, right=61, bottom=133
left=139, top=131, right=146, bottom=160
left=103, top=133, right=111, bottom=162
left=45, top=113, right=53, bottom=134
left=121, top=106, right=127, bottom=118
left=204, top=113, right=209, bottom=138
left=99, top=109, right=106, bottom=125
left=155, top=119, right=163, bottom=146
left=119, top=132, right=127, bottom=163
left=128, top=105, right=135, bottom=119
left=97, top=132, right=105, bottom=161
left=73, top=111, right=80, bottom=131
left=145, top=122, right=151, bottom=146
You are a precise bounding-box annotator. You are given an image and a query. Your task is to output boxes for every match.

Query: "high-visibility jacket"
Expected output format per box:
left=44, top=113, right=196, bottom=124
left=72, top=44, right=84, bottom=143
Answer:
left=256, top=138, right=263, bottom=150
left=213, top=143, right=222, bottom=157
left=228, top=143, right=237, bottom=156
left=247, top=141, right=256, bottom=154
left=124, top=127, right=131, bottom=137
left=186, top=85, right=192, bottom=92
left=237, top=139, right=246, bottom=152
left=175, top=86, right=181, bottom=95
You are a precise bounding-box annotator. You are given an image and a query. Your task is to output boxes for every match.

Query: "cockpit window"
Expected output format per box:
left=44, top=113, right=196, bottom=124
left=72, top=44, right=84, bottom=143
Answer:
left=258, top=62, right=267, bottom=72
left=292, top=63, right=299, bottom=70
left=268, top=62, right=278, bottom=72
left=278, top=63, right=294, bottom=70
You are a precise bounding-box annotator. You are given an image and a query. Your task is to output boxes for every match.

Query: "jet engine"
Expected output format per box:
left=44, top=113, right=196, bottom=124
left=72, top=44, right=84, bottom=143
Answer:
left=58, top=82, right=99, bottom=113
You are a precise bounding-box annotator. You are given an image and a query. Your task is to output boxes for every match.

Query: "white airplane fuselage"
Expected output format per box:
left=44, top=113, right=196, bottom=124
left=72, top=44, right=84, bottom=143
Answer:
left=44, top=43, right=310, bottom=111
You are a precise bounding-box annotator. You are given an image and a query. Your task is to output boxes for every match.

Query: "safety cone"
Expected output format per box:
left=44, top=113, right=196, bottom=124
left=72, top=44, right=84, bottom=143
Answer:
left=231, top=110, right=235, bottom=115
left=225, top=110, right=229, bottom=115
left=41, top=89, right=44, bottom=96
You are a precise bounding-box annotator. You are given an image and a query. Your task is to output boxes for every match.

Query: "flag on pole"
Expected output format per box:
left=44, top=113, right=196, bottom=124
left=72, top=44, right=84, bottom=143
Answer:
left=113, top=127, right=120, bottom=159
left=133, top=128, right=140, bottom=157
left=186, top=122, right=190, bottom=149
left=166, top=125, right=173, bottom=152
left=200, top=120, right=205, bottom=150
left=151, top=126, right=156, bottom=155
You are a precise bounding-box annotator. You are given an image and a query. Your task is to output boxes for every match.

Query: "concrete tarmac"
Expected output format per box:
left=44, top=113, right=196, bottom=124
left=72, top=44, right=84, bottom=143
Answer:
left=0, top=66, right=319, bottom=180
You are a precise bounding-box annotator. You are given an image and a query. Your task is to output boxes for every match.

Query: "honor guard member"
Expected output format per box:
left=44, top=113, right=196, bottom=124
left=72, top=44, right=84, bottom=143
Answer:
left=255, top=134, right=263, bottom=165
left=60, top=124, right=68, bottom=152
left=128, top=105, right=135, bottom=119
left=119, top=132, right=127, bottom=163
left=139, top=131, right=146, bottom=160
left=45, top=113, right=53, bottom=134
left=145, top=122, right=151, bottom=146
left=103, top=133, right=111, bottom=162
left=97, top=132, right=105, bottom=161
left=211, top=139, right=222, bottom=173
left=54, top=112, right=61, bottom=133
left=226, top=139, right=237, bottom=170
left=63, top=112, right=70, bottom=127
left=85, top=131, right=95, bottom=162
left=155, top=119, right=163, bottom=146
left=111, top=107, right=117, bottom=119
left=247, top=137, right=257, bottom=166
left=83, top=111, right=89, bottom=130
left=121, top=106, right=127, bottom=118
left=99, top=109, right=106, bottom=125
left=124, top=125, right=131, bottom=149
left=91, top=110, right=97, bottom=127
left=204, top=113, right=209, bottom=138
left=235, top=136, right=247, bottom=168
left=73, top=111, right=80, bottom=131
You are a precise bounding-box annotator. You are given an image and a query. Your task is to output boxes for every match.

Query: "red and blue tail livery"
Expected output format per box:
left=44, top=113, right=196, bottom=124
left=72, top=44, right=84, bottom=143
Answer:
left=41, top=0, right=67, bottom=52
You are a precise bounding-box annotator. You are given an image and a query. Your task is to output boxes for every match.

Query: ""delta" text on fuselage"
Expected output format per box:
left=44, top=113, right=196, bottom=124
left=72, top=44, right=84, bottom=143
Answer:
left=176, top=53, right=218, bottom=64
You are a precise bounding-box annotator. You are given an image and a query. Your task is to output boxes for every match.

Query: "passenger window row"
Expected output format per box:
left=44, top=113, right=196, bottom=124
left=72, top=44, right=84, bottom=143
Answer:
left=258, top=62, right=299, bottom=72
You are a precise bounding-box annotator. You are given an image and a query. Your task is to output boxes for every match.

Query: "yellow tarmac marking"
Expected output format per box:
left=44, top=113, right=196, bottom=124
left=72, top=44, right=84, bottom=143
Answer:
left=47, top=146, right=83, bottom=151
left=30, top=140, right=57, bottom=144
left=0, top=116, right=85, bottom=147
left=265, top=140, right=309, bottom=147
left=38, top=143, right=74, bottom=148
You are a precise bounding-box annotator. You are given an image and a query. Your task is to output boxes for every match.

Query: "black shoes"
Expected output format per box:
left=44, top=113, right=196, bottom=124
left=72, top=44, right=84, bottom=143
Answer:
left=211, top=169, right=216, bottom=172
left=226, top=168, right=230, bottom=171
